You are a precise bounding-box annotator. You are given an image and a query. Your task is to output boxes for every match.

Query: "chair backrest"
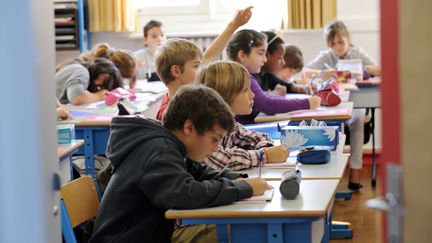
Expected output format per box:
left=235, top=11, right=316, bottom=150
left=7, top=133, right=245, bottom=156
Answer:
left=60, top=176, right=100, bottom=228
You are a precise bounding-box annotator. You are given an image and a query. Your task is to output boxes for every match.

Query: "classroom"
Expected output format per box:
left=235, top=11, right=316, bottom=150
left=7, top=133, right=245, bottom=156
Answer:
left=0, top=0, right=431, bottom=243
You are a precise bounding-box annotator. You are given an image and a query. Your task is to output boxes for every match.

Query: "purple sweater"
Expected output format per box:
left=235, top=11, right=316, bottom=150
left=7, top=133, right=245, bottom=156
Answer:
left=236, top=74, right=310, bottom=124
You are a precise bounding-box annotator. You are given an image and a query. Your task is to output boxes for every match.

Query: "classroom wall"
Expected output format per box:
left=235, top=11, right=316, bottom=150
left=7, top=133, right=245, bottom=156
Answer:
left=56, top=0, right=380, bottom=65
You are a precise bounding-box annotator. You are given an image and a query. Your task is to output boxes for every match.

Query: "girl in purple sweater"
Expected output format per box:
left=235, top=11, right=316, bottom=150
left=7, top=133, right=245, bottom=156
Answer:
left=226, top=29, right=321, bottom=124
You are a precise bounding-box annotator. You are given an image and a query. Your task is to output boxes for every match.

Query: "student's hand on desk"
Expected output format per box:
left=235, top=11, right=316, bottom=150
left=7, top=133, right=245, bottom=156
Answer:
left=96, top=89, right=108, bottom=100
left=57, top=107, right=72, bottom=120
left=231, top=6, right=253, bottom=28
left=263, top=145, right=289, bottom=163
left=308, top=96, right=321, bottom=109
left=245, top=178, right=273, bottom=196
left=274, top=84, right=287, bottom=96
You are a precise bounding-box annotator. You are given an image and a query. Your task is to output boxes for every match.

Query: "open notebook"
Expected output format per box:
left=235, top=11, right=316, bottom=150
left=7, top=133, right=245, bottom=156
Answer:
left=235, top=189, right=274, bottom=204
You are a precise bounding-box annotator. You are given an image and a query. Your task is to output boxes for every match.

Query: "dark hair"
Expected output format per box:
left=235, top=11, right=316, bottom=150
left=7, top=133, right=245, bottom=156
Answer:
left=163, top=84, right=235, bottom=135
left=283, top=45, right=304, bottom=71
left=84, top=58, right=122, bottom=92
left=324, top=20, right=352, bottom=47
left=262, top=31, right=284, bottom=54
left=227, top=29, right=267, bottom=61
left=143, top=20, right=163, bottom=38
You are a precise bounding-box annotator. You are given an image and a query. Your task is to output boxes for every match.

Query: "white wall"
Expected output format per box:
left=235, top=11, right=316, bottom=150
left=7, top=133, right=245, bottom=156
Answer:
left=56, top=0, right=381, bottom=65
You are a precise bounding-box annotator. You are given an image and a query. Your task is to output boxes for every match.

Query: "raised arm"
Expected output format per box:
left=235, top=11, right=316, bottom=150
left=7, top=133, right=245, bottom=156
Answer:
left=202, top=6, right=253, bottom=64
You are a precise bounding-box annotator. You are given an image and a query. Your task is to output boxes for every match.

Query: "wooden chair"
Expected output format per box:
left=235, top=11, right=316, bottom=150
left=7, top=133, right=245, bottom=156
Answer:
left=60, top=176, right=100, bottom=243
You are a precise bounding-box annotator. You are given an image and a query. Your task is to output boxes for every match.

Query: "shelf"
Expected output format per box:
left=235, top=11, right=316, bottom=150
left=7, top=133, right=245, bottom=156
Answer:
left=54, top=0, right=85, bottom=52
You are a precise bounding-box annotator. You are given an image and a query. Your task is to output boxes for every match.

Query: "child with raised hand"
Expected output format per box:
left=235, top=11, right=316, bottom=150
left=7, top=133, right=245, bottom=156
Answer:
left=134, top=20, right=166, bottom=81
left=259, top=32, right=315, bottom=96
left=227, top=29, right=321, bottom=124
left=307, top=20, right=378, bottom=190
left=56, top=58, right=122, bottom=105
left=196, top=61, right=289, bottom=171
left=154, top=6, right=253, bottom=121
left=89, top=84, right=271, bottom=243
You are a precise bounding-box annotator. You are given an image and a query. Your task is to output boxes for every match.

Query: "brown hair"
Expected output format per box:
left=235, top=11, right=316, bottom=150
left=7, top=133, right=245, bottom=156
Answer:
left=283, top=45, right=304, bottom=71
left=163, top=84, right=234, bottom=135
left=155, top=38, right=202, bottom=85
left=143, top=20, right=163, bottom=38
left=227, top=29, right=267, bottom=61
left=196, top=61, right=250, bottom=105
left=324, top=20, right=352, bottom=47
left=80, top=43, right=136, bottom=84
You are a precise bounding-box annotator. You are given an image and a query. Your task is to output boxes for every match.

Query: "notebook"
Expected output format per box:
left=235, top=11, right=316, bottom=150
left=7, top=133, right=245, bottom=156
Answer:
left=235, top=189, right=274, bottom=204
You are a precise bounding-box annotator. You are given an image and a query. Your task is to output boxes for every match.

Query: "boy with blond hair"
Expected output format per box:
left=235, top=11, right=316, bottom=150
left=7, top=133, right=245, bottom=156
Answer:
left=155, top=6, right=254, bottom=121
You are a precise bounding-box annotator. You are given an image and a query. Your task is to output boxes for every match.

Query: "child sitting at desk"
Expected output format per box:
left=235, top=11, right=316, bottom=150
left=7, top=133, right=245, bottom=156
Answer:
left=79, top=43, right=137, bottom=89
left=226, top=29, right=321, bottom=124
left=89, top=85, right=271, bottom=243
left=155, top=6, right=253, bottom=121
left=259, top=32, right=313, bottom=96
left=306, top=20, right=381, bottom=190
left=56, top=58, right=122, bottom=105
left=197, top=61, right=289, bottom=170
left=134, top=20, right=166, bottom=81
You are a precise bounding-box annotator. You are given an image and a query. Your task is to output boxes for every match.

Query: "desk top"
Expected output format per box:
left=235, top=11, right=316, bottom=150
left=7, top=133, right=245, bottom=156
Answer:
left=58, top=82, right=166, bottom=127
left=57, top=139, right=84, bottom=158
left=165, top=180, right=338, bottom=219
left=254, top=102, right=353, bottom=123
left=241, top=154, right=349, bottom=181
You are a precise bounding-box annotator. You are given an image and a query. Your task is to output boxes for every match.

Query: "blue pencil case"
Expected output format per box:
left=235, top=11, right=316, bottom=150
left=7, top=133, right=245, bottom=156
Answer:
left=297, top=147, right=331, bottom=164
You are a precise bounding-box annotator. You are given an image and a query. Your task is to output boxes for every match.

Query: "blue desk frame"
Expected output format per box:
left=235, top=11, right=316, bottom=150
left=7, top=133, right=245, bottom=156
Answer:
left=181, top=216, right=328, bottom=243
left=74, top=126, right=110, bottom=177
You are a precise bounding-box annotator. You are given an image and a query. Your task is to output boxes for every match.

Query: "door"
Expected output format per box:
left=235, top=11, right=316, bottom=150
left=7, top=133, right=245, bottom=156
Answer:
left=378, top=0, right=432, bottom=242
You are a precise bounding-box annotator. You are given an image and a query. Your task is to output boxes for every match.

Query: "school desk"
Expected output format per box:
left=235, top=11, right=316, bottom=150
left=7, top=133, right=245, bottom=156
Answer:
left=254, top=102, right=353, bottom=125
left=349, top=80, right=381, bottom=187
left=241, top=154, right=349, bottom=181
left=58, top=81, right=166, bottom=177
left=57, top=139, right=84, bottom=183
left=166, top=180, right=339, bottom=243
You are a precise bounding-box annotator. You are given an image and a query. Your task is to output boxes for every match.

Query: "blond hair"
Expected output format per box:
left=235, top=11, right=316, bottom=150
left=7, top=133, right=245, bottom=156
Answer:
left=155, top=38, right=202, bottom=85
left=196, top=61, right=250, bottom=105
left=324, top=20, right=352, bottom=47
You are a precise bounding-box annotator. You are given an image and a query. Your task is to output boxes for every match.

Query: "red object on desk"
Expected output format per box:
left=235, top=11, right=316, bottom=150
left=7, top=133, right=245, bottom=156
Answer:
left=104, top=88, right=136, bottom=106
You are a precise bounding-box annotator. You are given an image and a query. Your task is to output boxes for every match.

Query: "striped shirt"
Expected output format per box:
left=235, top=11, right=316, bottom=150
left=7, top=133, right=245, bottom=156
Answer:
left=203, top=122, right=273, bottom=171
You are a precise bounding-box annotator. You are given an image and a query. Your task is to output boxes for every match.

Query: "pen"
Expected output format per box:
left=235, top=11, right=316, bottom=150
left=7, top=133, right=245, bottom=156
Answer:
left=258, top=150, right=264, bottom=178
left=308, top=74, right=315, bottom=95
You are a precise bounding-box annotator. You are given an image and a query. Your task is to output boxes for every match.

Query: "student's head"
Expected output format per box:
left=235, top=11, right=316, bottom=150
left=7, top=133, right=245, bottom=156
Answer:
left=262, top=31, right=285, bottom=74
left=87, top=43, right=137, bottom=85
left=196, top=61, right=254, bottom=115
left=227, top=29, right=267, bottom=74
left=324, top=20, right=352, bottom=58
left=278, top=45, right=304, bottom=81
left=155, top=38, right=202, bottom=86
left=143, top=20, right=166, bottom=49
left=85, top=58, right=122, bottom=92
left=163, top=84, right=235, bottom=161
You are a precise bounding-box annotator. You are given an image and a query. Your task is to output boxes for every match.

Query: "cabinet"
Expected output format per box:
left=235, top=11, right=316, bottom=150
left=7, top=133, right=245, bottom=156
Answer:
left=54, top=0, right=86, bottom=52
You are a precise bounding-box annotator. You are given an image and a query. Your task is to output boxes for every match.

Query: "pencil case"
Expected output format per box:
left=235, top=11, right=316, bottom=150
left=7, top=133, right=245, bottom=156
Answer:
left=297, top=147, right=331, bottom=164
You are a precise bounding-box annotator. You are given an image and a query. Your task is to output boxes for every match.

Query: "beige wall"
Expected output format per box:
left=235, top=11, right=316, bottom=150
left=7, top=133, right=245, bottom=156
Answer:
left=400, top=0, right=432, bottom=242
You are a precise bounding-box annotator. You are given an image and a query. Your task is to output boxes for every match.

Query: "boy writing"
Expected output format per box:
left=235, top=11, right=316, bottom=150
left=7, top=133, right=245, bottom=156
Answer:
left=89, top=85, right=271, bottom=243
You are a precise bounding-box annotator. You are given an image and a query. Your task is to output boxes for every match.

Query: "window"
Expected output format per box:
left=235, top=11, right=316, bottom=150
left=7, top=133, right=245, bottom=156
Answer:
left=134, top=0, right=286, bottom=35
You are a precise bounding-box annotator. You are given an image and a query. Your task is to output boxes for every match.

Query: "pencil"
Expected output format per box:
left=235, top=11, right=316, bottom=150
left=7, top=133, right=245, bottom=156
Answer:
left=259, top=150, right=264, bottom=178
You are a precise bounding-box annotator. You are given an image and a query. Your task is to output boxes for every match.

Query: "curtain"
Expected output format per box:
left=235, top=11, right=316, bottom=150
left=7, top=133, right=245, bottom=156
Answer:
left=89, top=0, right=135, bottom=32
left=285, top=0, right=337, bottom=29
